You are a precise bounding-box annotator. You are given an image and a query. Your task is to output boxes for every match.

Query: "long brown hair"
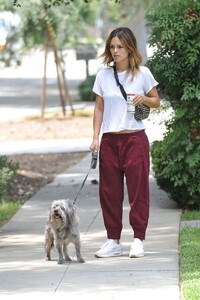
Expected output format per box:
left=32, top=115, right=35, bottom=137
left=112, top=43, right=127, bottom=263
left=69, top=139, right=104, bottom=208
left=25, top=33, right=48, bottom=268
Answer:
left=101, top=27, right=142, bottom=77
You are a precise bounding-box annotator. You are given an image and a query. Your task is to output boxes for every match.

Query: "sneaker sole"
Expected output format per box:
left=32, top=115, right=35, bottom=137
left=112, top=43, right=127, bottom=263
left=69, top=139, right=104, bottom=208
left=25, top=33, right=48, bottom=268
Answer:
left=129, top=253, right=145, bottom=258
left=95, top=253, right=123, bottom=258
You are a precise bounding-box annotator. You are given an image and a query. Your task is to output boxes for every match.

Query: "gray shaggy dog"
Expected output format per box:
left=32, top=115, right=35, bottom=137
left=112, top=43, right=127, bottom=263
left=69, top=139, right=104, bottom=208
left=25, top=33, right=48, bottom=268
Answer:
left=44, top=199, right=84, bottom=264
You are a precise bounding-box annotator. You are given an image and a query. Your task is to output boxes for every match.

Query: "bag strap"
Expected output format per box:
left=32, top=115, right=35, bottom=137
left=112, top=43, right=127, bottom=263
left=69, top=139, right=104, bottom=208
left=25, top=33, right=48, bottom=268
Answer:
left=113, top=65, right=127, bottom=101
left=113, top=65, right=150, bottom=121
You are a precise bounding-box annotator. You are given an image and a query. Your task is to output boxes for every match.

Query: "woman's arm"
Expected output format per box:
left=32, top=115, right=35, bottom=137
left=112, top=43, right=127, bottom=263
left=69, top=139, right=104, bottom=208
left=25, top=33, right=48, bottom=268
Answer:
left=90, top=94, right=104, bottom=151
left=133, top=86, right=160, bottom=108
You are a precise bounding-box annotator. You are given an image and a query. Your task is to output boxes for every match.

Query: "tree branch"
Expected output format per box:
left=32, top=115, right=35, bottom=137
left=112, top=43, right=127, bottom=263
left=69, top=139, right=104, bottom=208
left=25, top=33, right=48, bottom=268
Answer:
left=13, top=0, right=21, bottom=7
left=13, top=0, right=121, bottom=8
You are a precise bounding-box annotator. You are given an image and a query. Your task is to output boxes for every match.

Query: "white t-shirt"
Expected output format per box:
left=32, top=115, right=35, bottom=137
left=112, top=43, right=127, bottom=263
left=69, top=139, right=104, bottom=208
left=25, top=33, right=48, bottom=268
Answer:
left=93, top=66, right=158, bottom=133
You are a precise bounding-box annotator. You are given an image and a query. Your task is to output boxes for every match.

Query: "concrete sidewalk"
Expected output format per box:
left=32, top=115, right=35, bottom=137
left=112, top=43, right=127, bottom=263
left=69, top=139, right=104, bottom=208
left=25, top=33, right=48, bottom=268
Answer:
left=0, top=138, right=91, bottom=155
left=0, top=153, right=181, bottom=299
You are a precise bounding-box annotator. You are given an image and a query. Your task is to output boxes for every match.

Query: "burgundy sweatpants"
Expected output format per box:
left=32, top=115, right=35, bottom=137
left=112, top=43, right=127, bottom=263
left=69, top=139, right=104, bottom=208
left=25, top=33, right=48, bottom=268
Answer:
left=99, top=130, right=150, bottom=241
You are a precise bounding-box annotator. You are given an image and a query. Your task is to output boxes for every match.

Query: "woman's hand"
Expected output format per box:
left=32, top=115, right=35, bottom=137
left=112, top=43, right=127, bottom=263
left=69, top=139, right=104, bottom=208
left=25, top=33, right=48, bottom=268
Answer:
left=133, top=87, right=160, bottom=108
left=133, top=94, right=144, bottom=106
left=90, top=138, right=99, bottom=152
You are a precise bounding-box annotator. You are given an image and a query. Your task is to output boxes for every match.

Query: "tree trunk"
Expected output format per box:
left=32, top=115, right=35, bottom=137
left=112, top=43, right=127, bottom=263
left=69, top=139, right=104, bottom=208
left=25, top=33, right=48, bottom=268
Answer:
left=41, top=28, right=48, bottom=118
left=128, top=7, right=148, bottom=64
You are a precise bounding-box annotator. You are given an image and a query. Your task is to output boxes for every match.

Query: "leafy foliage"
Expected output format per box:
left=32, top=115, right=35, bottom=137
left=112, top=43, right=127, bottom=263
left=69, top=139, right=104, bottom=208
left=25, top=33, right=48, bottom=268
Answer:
left=0, top=156, right=19, bottom=202
left=9, top=0, right=123, bottom=49
left=12, top=0, right=121, bottom=8
left=146, top=0, right=200, bottom=208
left=78, top=75, right=96, bottom=101
left=9, top=0, right=155, bottom=51
left=13, top=0, right=100, bottom=49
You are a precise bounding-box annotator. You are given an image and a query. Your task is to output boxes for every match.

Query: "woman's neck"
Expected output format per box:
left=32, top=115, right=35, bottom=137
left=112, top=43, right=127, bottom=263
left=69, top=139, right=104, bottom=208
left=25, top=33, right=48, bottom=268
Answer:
left=115, top=62, right=129, bottom=72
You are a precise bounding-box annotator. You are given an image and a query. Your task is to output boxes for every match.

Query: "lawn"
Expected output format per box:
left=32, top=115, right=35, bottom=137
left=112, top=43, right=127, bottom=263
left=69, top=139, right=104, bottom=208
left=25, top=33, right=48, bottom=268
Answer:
left=0, top=201, right=21, bottom=225
left=180, top=210, right=200, bottom=300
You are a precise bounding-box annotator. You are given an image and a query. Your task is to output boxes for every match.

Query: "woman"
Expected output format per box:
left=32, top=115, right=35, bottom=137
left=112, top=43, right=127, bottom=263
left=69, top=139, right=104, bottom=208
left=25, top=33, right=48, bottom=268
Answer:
left=90, top=27, right=160, bottom=258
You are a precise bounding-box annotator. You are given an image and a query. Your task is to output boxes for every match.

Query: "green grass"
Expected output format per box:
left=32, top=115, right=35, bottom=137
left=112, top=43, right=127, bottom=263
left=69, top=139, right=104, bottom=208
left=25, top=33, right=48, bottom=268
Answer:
left=0, top=201, right=21, bottom=225
left=180, top=210, right=200, bottom=300
left=181, top=210, right=200, bottom=221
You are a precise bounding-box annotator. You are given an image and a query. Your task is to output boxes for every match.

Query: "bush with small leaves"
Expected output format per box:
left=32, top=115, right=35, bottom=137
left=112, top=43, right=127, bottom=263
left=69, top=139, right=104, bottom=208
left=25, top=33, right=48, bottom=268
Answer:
left=0, top=157, right=19, bottom=202
left=146, top=0, right=200, bottom=208
left=78, top=75, right=96, bottom=101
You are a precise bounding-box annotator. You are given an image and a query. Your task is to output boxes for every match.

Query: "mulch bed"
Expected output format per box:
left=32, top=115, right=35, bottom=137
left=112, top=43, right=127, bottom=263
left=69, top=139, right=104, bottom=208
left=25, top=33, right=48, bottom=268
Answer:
left=6, top=152, right=86, bottom=203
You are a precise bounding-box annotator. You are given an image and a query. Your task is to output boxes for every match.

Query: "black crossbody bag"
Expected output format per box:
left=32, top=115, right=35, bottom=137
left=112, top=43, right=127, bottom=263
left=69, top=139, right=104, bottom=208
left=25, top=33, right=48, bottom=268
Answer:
left=113, top=66, right=150, bottom=121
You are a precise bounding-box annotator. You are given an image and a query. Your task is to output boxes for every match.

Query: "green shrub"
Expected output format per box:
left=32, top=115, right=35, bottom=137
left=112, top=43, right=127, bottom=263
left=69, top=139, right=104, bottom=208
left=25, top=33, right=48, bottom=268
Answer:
left=151, top=132, right=200, bottom=208
left=78, top=75, right=96, bottom=101
left=0, top=156, right=19, bottom=202
left=146, top=0, right=200, bottom=208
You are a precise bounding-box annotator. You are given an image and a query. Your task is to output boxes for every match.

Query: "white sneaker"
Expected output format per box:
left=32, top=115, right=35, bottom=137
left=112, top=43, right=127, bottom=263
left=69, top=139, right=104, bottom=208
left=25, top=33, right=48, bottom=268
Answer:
left=129, top=238, right=145, bottom=258
left=95, top=239, right=123, bottom=258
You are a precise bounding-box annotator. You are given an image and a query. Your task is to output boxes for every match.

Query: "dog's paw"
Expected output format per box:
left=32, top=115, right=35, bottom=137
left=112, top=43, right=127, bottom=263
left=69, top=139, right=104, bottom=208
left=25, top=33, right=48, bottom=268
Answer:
left=58, top=259, right=64, bottom=264
left=64, top=256, right=72, bottom=261
left=78, top=257, right=85, bottom=263
left=45, top=255, right=51, bottom=261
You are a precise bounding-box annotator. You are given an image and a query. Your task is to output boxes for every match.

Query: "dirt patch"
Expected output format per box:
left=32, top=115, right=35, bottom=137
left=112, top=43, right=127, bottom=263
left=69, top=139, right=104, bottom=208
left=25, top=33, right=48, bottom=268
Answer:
left=6, top=152, right=86, bottom=203
left=0, top=112, right=93, bottom=141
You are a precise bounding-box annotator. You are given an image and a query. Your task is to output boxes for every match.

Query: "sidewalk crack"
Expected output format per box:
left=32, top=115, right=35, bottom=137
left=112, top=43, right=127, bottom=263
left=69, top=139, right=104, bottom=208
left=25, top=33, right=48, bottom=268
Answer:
left=53, top=209, right=100, bottom=294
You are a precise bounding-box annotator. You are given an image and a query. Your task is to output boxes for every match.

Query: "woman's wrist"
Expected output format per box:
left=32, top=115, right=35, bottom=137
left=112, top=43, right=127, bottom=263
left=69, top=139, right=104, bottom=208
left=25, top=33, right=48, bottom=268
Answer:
left=142, top=96, right=159, bottom=108
left=93, top=136, right=99, bottom=141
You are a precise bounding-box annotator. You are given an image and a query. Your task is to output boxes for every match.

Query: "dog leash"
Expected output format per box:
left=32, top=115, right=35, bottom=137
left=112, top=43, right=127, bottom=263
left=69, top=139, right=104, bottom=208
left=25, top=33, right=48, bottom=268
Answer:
left=73, top=151, right=98, bottom=205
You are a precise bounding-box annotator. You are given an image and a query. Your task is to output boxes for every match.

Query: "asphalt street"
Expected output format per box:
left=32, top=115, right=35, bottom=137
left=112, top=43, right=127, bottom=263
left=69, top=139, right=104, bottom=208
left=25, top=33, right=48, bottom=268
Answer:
left=0, top=49, right=99, bottom=120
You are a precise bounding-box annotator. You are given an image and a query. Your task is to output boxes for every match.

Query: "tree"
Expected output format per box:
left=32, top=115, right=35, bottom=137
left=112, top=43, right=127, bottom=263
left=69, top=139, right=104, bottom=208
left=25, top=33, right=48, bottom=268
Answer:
left=11, top=0, right=155, bottom=52
left=6, top=0, right=158, bottom=112
left=146, top=0, right=200, bottom=208
left=11, top=0, right=101, bottom=49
